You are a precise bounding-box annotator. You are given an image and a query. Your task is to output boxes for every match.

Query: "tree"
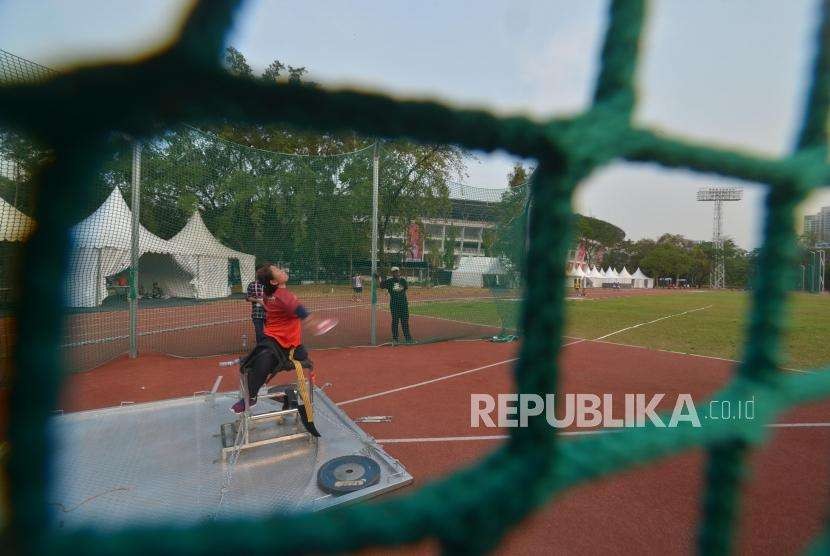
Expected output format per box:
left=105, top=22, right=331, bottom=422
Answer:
left=689, top=243, right=712, bottom=287
left=443, top=226, right=459, bottom=269
left=424, top=238, right=443, bottom=283
left=224, top=46, right=253, bottom=78
left=507, top=163, right=528, bottom=188
left=492, top=176, right=529, bottom=273
left=94, top=47, right=467, bottom=281
left=602, top=241, right=632, bottom=270
left=577, top=214, right=625, bottom=265
left=261, top=60, right=285, bottom=83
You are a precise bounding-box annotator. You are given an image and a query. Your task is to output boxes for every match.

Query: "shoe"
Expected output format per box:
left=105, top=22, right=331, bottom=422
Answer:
left=392, top=339, right=399, bottom=346
left=405, top=338, right=416, bottom=345
left=230, top=398, right=257, bottom=414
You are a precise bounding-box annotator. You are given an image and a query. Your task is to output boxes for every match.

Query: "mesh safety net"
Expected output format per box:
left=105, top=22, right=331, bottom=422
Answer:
left=0, top=89, right=526, bottom=371
left=3, top=0, right=830, bottom=554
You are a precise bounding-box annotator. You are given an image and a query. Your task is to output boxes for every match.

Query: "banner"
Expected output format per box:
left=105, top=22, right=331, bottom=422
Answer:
left=406, top=222, right=424, bottom=262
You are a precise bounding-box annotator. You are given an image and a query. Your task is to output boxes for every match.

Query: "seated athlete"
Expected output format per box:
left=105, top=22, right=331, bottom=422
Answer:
left=231, top=263, right=322, bottom=414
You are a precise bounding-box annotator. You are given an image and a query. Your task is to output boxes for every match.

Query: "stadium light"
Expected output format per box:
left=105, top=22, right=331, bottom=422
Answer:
left=697, top=187, right=743, bottom=289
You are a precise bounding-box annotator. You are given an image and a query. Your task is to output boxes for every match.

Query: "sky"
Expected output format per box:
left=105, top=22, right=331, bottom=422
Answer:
left=1, top=0, right=827, bottom=248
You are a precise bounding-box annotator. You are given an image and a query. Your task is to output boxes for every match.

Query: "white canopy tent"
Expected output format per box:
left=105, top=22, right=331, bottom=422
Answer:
left=631, top=267, right=653, bottom=288
left=451, top=256, right=506, bottom=287
left=588, top=265, right=604, bottom=287
left=605, top=267, right=620, bottom=283
left=0, top=197, right=35, bottom=242
left=167, top=211, right=256, bottom=299
left=618, top=266, right=633, bottom=285
left=67, top=188, right=195, bottom=307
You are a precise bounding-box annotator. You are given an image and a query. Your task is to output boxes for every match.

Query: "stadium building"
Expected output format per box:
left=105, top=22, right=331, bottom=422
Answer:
left=803, top=206, right=830, bottom=246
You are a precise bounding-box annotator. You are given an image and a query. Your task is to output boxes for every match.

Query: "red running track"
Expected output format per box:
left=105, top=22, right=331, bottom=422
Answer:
left=3, top=336, right=828, bottom=554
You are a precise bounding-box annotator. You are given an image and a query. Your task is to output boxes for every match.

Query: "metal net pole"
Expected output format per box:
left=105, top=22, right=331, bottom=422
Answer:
left=129, top=141, right=141, bottom=358
left=370, top=141, right=379, bottom=345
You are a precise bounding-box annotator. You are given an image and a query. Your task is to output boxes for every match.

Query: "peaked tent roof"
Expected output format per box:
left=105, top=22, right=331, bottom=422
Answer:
left=0, top=196, right=35, bottom=242
left=619, top=266, right=633, bottom=279
left=632, top=267, right=650, bottom=279
left=167, top=211, right=255, bottom=262
left=71, top=188, right=173, bottom=253
left=590, top=266, right=603, bottom=279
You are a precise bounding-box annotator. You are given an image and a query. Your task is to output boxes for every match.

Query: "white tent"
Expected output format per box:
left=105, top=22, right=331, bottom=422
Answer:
left=168, top=211, right=256, bottom=299
left=0, top=197, right=35, bottom=242
left=618, top=266, right=633, bottom=285
left=588, top=265, right=604, bottom=287
left=451, top=256, right=506, bottom=287
left=631, top=267, right=653, bottom=288
left=566, top=264, right=582, bottom=278
left=67, top=188, right=195, bottom=307
left=606, top=267, right=620, bottom=283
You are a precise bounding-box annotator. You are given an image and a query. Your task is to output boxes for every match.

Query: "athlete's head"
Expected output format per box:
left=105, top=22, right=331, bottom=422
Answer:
left=271, top=265, right=289, bottom=286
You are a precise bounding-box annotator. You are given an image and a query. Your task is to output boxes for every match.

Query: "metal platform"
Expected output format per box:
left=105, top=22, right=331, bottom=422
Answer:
left=50, top=388, right=413, bottom=529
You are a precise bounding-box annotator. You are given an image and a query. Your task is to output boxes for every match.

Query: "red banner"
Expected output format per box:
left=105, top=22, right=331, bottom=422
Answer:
left=406, top=222, right=424, bottom=262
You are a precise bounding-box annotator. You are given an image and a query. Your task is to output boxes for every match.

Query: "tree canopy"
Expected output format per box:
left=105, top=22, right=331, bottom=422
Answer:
left=604, top=235, right=753, bottom=287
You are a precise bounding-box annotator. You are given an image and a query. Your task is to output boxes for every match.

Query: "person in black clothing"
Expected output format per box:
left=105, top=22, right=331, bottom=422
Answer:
left=375, top=266, right=413, bottom=344
left=245, top=265, right=267, bottom=345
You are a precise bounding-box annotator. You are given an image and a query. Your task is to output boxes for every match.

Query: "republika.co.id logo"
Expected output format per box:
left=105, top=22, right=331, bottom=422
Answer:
left=471, top=393, right=755, bottom=429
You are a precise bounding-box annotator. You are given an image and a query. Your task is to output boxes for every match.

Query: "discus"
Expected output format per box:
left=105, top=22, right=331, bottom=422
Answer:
left=312, top=317, right=339, bottom=336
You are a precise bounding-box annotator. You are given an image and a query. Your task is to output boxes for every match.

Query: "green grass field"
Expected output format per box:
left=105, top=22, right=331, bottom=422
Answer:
left=410, top=291, right=830, bottom=370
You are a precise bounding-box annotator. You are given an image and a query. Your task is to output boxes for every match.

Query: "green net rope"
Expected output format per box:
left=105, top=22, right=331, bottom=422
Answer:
left=3, top=0, right=830, bottom=554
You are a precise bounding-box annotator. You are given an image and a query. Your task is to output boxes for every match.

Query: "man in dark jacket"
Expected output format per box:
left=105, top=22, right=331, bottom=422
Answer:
left=375, top=266, right=413, bottom=344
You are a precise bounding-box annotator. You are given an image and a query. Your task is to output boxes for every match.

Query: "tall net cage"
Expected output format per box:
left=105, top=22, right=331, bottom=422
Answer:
left=795, top=248, right=826, bottom=293
left=0, top=50, right=56, bottom=381
left=0, top=48, right=532, bottom=373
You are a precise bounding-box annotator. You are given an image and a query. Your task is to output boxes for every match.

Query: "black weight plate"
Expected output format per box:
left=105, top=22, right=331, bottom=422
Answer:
left=317, top=455, right=381, bottom=495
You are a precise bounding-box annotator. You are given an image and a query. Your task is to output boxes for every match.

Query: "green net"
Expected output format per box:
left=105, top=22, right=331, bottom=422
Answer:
left=3, top=0, right=830, bottom=554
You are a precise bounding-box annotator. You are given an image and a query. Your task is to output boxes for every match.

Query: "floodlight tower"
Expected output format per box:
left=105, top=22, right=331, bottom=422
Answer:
left=697, top=187, right=743, bottom=288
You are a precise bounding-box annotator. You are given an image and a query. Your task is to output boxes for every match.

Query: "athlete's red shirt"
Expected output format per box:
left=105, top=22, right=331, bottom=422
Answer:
left=263, top=287, right=303, bottom=348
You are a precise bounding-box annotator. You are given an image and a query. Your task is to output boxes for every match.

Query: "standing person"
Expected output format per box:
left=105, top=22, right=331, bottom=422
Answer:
left=351, top=273, right=363, bottom=302
left=246, top=265, right=267, bottom=345
left=375, top=266, right=413, bottom=345
left=232, top=264, right=323, bottom=414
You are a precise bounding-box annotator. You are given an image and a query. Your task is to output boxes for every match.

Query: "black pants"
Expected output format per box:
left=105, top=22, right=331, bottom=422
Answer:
left=391, top=304, right=411, bottom=341
left=242, top=337, right=311, bottom=401
left=252, top=317, right=265, bottom=344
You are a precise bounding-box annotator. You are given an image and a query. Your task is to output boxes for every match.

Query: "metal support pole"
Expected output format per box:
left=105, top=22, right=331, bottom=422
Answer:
left=370, top=142, right=379, bottom=345
left=129, top=141, right=141, bottom=358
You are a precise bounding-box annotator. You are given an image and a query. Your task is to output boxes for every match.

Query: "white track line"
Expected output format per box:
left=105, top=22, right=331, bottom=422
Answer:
left=335, top=310, right=712, bottom=407
left=768, top=422, right=830, bottom=428
left=377, top=430, right=619, bottom=444
left=586, top=339, right=811, bottom=374
left=337, top=337, right=585, bottom=407
left=591, top=305, right=713, bottom=341
left=336, top=304, right=810, bottom=407
left=376, top=423, right=830, bottom=444
left=337, top=358, right=518, bottom=406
